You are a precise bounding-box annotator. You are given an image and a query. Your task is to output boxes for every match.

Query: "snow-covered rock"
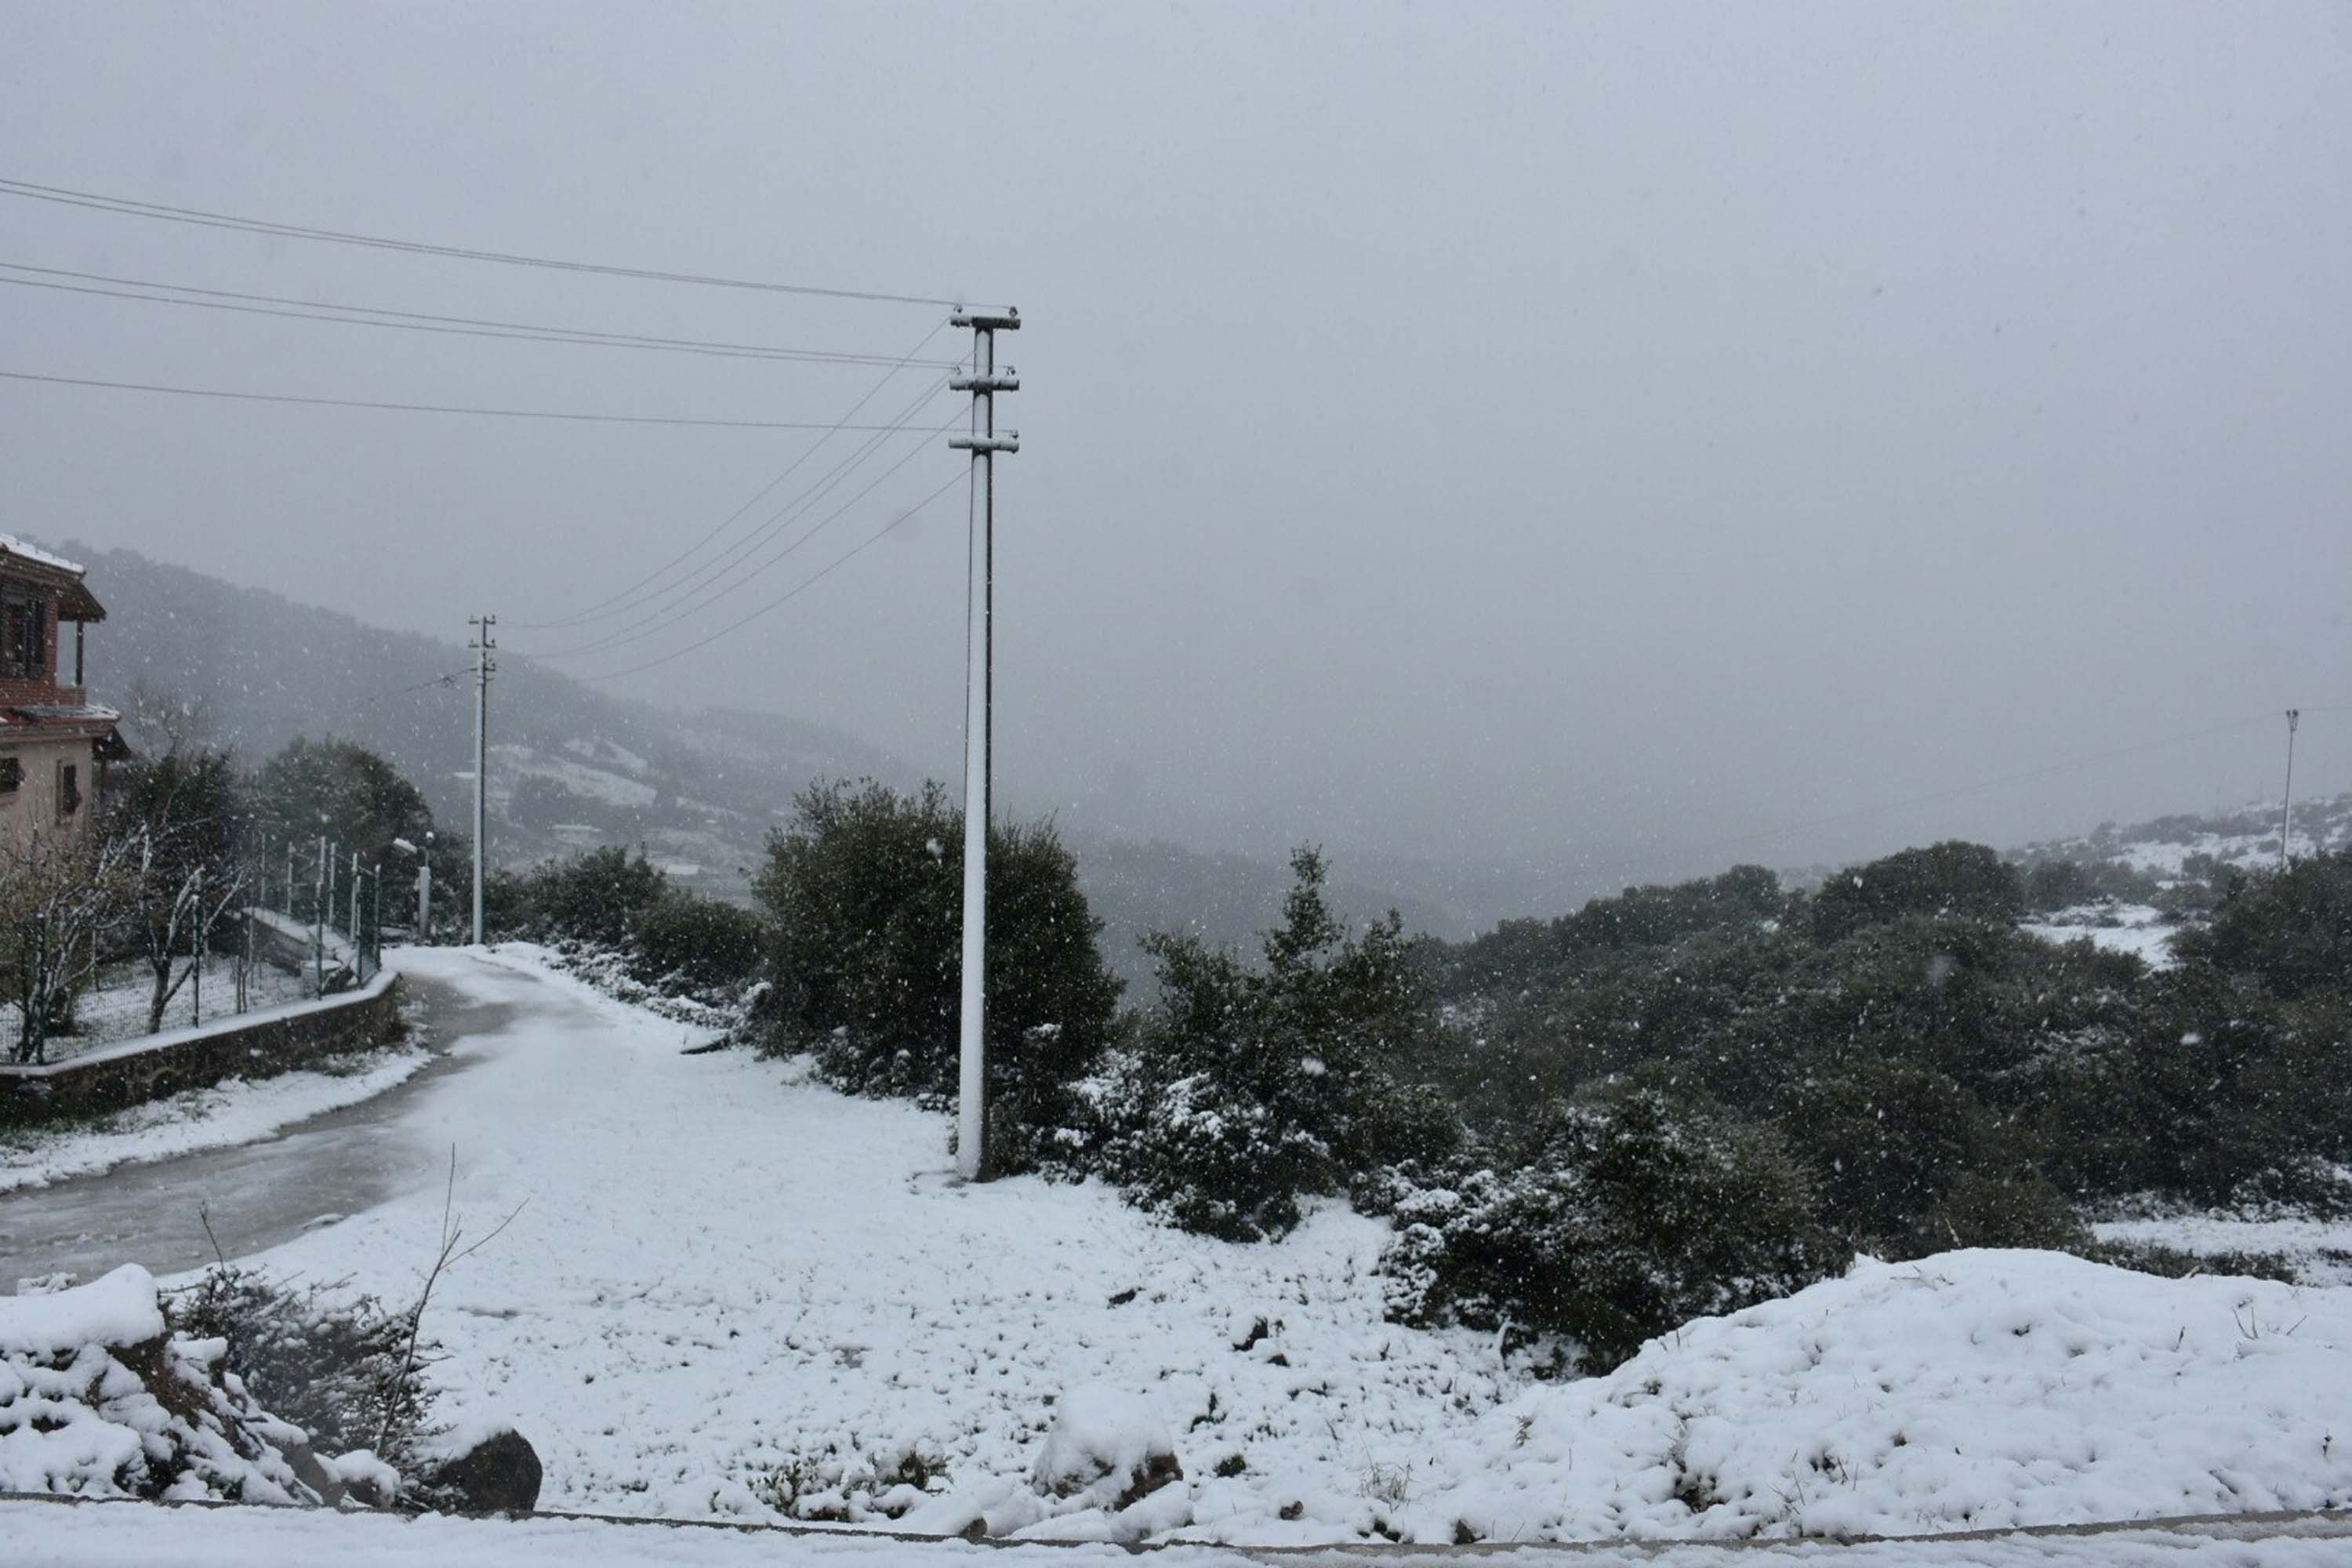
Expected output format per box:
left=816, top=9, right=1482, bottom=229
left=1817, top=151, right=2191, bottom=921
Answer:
left=0, top=1265, right=319, bottom=1503
left=1031, top=1382, right=1182, bottom=1509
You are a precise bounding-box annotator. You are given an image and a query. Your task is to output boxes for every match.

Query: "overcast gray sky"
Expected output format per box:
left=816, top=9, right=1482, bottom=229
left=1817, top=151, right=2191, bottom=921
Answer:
left=4, top=2, right=2346, bottom=889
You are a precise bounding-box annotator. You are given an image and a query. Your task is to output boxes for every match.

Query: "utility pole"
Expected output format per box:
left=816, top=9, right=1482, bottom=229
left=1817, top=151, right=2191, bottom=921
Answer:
left=2279, top=709, right=2301, bottom=868
left=470, top=615, right=497, bottom=946
left=419, top=832, right=434, bottom=942
left=190, top=867, right=202, bottom=1028
left=314, top=831, right=328, bottom=996
left=947, top=307, right=1020, bottom=1181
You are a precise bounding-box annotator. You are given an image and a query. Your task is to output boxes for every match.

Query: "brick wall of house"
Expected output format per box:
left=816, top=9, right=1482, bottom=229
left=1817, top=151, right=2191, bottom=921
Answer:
left=0, top=681, right=85, bottom=706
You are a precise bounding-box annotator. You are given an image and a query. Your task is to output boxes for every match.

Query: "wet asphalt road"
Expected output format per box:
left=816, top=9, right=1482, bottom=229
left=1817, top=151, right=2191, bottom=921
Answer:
left=0, top=971, right=509, bottom=1290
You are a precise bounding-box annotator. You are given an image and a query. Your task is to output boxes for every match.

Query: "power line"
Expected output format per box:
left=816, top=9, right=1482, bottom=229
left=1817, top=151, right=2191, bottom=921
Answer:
left=517, top=365, right=961, bottom=652
left=510, top=321, right=958, bottom=631
left=568, top=470, right=970, bottom=683
left=515, top=373, right=959, bottom=653
left=0, top=263, right=966, bottom=367
left=519, top=405, right=964, bottom=661
left=0, top=368, right=946, bottom=430
left=360, top=666, right=473, bottom=704
left=0, top=175, right=982, bottom=309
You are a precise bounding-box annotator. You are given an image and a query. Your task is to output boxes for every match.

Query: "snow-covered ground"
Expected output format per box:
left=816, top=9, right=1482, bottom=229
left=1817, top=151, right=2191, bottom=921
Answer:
left=6, top=1501, right=2352, bottom=1566
left=100, top=944, right=2343, bottom=1551
left=2, top=950, right=316, bottom=1065
left=2019, top=902, right=2178, bottom=967
left=2094, top=1211, right=2352, bottom=1289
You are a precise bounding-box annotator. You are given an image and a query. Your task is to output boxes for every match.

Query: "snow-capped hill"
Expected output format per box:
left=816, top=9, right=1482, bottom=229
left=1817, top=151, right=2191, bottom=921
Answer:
left=2020, top=792, right=2350, bottom=880
left=55, top=543, right=919, bottom=897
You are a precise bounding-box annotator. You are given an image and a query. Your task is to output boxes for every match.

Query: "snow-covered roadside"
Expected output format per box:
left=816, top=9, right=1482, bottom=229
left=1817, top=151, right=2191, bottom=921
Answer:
left=227, top=947, right=1510, bottom=1538
left=191, top=947, right=2352, bottom=1550
left=2095, top=1212, right=2352, bottom=1288
left=6, top=1500, right=2352, bottom=1567
left=0, top=1041, right=430, bottom=1196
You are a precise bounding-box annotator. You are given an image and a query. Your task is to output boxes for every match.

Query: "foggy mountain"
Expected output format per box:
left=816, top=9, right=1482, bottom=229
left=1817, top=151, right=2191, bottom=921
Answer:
left=64, top=541, right=909, bottom=898
left=60, top=543, right=1461, bottom=982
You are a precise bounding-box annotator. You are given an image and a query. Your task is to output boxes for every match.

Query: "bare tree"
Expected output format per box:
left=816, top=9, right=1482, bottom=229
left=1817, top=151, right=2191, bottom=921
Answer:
left=2, top=826, right=140, bottom=1063
left=112, top=745, right=248, bottom=1033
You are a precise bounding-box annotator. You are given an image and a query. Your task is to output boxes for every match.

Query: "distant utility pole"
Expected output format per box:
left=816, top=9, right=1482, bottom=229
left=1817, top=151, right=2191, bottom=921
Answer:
left=419, top=832, right=434, bottom=942
left=2279, top=708, right=2301, bottom=868
left=469, top=615, right=498, bottom=946
left=949, top=306, right=1020, bottom=1182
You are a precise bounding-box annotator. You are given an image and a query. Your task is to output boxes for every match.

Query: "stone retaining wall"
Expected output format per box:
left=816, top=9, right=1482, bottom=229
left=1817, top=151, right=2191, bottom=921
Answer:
left=0, top=970, right=403, bottom=1124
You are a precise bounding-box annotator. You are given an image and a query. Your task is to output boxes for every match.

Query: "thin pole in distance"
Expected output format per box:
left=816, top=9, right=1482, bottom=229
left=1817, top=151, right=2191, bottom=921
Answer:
left=470, top=615, right=498, bottom=945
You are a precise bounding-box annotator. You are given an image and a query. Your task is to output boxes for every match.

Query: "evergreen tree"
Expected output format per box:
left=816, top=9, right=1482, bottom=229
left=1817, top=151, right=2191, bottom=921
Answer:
left=751, top=779, right=1121, bottom=1175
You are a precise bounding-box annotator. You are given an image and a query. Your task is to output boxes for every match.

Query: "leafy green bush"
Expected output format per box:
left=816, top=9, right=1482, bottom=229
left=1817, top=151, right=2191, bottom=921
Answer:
left=485, top=846, right=667, bottom=947
left=2175, top=847, right=2352, bottom=1001
left=630, top=892, right=768, bottom=993
left=750, top=779, right=1120, bottom=1176
left=1809, top=840, right=2024, bottom=944
left=1091, top=849, right=1459, bottom=1240
left=1379, top=1076, right=1834, bottom=1370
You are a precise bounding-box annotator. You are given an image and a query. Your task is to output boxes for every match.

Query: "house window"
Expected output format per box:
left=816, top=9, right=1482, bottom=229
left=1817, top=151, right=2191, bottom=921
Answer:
left=56, top=760, right=80, bottom=821
left=1, top=587, right=46, bottom=681
left=0, top=756, right=20, bottom=795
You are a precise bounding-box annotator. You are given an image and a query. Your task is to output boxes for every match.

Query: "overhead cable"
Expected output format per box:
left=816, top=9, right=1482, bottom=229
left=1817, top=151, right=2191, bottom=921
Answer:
left=0, top=263, right=965, bottom=367
left=0, top=368, right=942, bottom=430
left=520, top=407, right=963, bottom=661
left=572, top=470, right=969, bottom=682
left=0, top=176, right=983, bottom=309
left=510, top=321, right=956, bottom=630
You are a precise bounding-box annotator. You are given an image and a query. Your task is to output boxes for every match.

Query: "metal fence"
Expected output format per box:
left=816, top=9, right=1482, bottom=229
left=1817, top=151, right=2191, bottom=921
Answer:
left=253, top=837, right=391, bottom=993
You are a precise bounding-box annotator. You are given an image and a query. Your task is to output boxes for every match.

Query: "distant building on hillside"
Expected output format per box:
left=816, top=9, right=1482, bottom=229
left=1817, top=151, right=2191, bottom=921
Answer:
left=0, top=536, right=125, bottom=846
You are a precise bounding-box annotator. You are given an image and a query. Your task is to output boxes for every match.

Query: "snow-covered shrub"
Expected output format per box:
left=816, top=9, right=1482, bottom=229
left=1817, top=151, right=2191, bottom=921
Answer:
left=1030, top=1383, right=1181, bottom=1512
left=630, top=892, right=768, bottom=993
left=165, top=1262, right=439, bottom=1475
left=1091, top=849, right=1461, bottom=1241
left=750, top=1435, right=953, bottom=1523
left=2, top=1265, right=324, bottom=1502
left=1379, top=1077, right=1834, bottom=1371
left=1090, top=1065, right=1332, bottom=1240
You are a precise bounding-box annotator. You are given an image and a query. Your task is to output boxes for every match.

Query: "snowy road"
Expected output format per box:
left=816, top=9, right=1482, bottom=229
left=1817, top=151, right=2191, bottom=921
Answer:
left=0, top=966, right=506, bottom=1287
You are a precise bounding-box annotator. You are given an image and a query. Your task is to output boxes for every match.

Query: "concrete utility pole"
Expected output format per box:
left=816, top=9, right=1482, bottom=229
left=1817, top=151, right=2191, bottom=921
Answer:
left=2279, top=709, right=2301, bottom=868
left=949, top=307, right=1020, bottom=1181
left=469, top=615, right=497, bottom=946
left=314, top=830, right=328, bottom=997
left=419, top=832, right=434, bottom=942
left=190, top=867, right=202, bottom=1027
